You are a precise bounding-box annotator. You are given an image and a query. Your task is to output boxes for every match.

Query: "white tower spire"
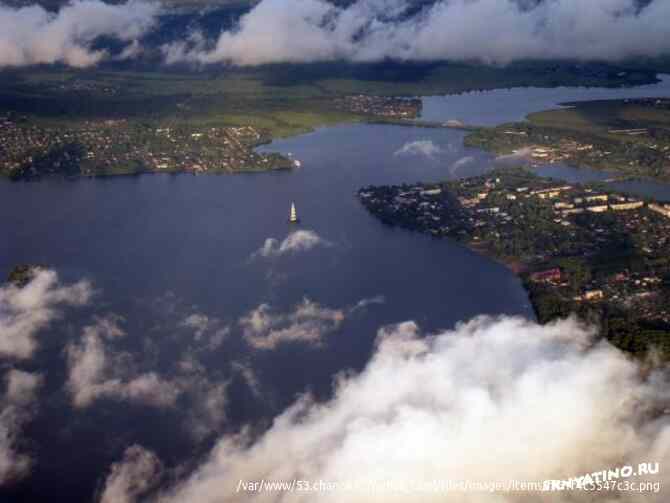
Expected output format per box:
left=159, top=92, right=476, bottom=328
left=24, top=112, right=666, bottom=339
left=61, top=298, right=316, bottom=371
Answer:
left=289, top=202, right=299, bottom=223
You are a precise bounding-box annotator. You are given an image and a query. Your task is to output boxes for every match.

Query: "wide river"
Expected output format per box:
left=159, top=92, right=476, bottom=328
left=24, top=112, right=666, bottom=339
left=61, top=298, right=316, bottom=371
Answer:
left=1, top=77, right=670, bottom=502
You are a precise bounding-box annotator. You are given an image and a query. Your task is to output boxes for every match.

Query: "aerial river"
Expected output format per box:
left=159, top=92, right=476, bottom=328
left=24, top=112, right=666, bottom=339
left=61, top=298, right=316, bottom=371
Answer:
left=1, top=77, right=670, bottom=501
left=422, top=73, right=670, bottom=126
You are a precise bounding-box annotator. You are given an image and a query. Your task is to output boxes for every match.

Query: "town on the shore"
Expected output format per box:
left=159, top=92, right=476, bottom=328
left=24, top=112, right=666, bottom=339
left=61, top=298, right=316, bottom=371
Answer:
left=359, top=167, right=670, bottom=357
left=0, top=96, right=421, bottom=180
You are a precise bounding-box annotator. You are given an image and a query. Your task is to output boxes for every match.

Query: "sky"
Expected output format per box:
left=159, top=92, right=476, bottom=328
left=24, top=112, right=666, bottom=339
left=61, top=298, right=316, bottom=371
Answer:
left=1, top=0, right=670, bottom=67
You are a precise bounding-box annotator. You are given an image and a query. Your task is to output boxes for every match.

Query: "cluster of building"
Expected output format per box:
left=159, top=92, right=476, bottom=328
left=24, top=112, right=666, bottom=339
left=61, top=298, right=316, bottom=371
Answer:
left=649, top=202, right=670, bottom=218
left=0, top=118, right=292, bottom=178
left=470, top=101, right=670, bottom=182
left=455, top=177, right=658, bottom=230
left=334, top=95, right=422, bottom=119
left=0, top=116, right=50, bottom=172
left=548, top=190, right=644, bottom=216
left=521, top=135, right=670, bottom=170
left=526, top=142, right=596, bottom=163
left=358, top=168, right=670, bottom=327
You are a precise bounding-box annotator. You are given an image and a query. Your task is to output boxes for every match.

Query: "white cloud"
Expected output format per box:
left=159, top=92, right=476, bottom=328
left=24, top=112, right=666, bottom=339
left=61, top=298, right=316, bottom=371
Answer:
left=351, top=295, right=385, bottom=312
left=116, top=39, right=143, bottom=61
left=231, top=361, right=262, bottom=398
left=0, top=0, right=159, bottom=68
left=66, top=316, right=230, bottom=438
left=0, top=268, right=92, bottom=360
left=65, top=316, right=180, bottom=408
left=240, top=298, right=345, bottom=350
left=394, top=140, right=443, bottom=158
left=240, top=296, right=384, bottom=350
left=148, top=293, right=229, bottom=351
left=99, top=445, right=162, bottom=503
left=153, top=316, right=670, bottom=503
left=89, top=314, right=127, bottom=340
left=253, top=230, right=331, bottom=259
left=176, top=354, right=230, bottom=439
left=0, top=369, right=43, bottom=486
left=180, top=313, right=229, bottom=350
left=184, top=378, right=229, bottom=440
left=180, top=314, right=210, bottom=337
left=161, top=0, right=670, bottom=66
left=8, top=0, right=670, bottom=68
left=161, top=30, right=208, bottom=65
left=3, top=370, right=41, bottom=407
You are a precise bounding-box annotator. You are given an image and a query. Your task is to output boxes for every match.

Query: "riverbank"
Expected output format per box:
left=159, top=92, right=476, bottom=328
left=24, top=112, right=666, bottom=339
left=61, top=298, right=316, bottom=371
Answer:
left=2, top=65, right=668, bottom=180
left=464, top=97, right=670, bottom=182
left=358, top=167, right=670, bottom=358
left=0, top=118, right=297, bottom=180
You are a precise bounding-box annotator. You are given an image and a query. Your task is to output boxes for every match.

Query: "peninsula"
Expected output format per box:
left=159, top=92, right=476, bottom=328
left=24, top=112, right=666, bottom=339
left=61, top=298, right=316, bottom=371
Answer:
left=359, top=167, right=670, bottom=358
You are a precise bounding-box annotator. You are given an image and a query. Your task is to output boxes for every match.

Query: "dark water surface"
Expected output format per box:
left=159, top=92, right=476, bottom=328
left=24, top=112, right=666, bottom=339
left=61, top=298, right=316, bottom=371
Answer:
left=1, top=124, right=532, bottom=502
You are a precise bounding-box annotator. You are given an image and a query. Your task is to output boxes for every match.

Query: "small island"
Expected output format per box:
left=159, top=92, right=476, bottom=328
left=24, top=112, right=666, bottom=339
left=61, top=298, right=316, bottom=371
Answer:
left=358, top=167, right=670, bottom=358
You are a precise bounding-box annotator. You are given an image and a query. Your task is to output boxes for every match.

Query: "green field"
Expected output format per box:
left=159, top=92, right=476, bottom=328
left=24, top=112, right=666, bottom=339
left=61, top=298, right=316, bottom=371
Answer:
left=527, top=99, right=670, bottom=133
left=0, top=69, right=361, bottom=137
left=0, top=61, right=660, bottom=137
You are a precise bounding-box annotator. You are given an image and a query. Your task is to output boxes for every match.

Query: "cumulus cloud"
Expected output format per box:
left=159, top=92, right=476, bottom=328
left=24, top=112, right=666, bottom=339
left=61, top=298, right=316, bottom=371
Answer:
left=161, top=0, right=670, bottom=66
left=253, top=230, right=331, bottom=260
left=0, top=369, right=42, bottom=486
left=176, top=354, right=230, bottom=439
left=180, top=313, right=229, bottom=350
left=10, top=0, right=670, bottom=68
left=147, top=293, right=229, bottom=352
left=0, top=268, right=92, bottom=360
left=240, top=296, right=384, bottom=350
left=180, top=314, right=211, bottom=338
left=231, top=361, right=262, bottom=398
left=185, top=379, right=229, bottom=440
left=395, top=140, right=443, bottom=158
left=66, top=315, right=230, bottom=437
left=65, top=316, right=180, bottom=408
left=99, top=445, right=162, bottom=503
left=0, top=0, right=159, bottom=68
left=150, top=316, right=669, bottom=503
left=240, top=298, right=345, bottom=350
